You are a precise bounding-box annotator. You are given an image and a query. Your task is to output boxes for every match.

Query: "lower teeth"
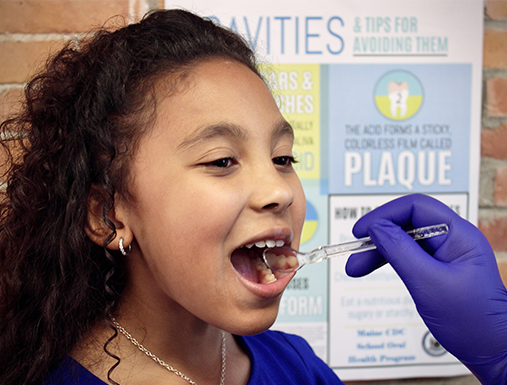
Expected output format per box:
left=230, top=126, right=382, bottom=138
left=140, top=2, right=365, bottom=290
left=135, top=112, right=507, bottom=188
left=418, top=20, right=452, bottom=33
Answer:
left=255, top=256, right=277, bottom=283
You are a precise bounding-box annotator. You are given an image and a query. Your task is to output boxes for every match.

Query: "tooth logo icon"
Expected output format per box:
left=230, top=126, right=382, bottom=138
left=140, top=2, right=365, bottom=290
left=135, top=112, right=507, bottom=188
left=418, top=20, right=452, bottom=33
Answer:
left=374, top=70, right=423, bottom=121
left=388, top=81, right=409, bottom=117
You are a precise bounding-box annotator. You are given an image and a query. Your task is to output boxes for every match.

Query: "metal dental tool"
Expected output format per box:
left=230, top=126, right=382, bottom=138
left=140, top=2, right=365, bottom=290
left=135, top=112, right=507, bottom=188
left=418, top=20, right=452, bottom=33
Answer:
left=262, top=224, right=449, bottom=273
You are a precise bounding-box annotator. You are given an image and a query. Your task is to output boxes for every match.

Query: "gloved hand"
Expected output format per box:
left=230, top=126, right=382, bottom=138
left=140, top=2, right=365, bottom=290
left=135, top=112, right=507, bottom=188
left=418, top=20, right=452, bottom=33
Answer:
left=346, top=194, right=507, bottom=384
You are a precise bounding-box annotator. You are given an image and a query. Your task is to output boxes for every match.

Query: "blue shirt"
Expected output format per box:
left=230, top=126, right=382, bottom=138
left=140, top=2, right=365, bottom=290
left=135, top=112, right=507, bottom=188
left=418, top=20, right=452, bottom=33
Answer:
left=43, top=330, right=344, bottom=384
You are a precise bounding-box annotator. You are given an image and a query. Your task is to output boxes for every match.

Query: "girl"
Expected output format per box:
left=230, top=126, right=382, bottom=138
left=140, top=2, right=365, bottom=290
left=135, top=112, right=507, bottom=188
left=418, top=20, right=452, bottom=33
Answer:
left=0, top=9, right=342, bottom=385
left=2, top=8, right=505, bottom=385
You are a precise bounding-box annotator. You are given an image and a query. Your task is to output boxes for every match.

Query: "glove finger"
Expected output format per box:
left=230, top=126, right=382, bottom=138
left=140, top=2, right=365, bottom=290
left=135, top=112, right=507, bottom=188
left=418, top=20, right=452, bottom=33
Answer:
left=367, top=218, right=445, bottom=289
left=353, top=194, right=455, bottom=239
left=347, top=194, right=452, bottom=277
left=345, top=250, right=387, bottom=277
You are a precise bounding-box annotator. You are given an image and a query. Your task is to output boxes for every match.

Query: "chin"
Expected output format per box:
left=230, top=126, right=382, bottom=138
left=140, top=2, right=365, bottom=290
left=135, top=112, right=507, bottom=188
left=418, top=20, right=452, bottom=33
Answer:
left=224, top=303, right=281, bottom=336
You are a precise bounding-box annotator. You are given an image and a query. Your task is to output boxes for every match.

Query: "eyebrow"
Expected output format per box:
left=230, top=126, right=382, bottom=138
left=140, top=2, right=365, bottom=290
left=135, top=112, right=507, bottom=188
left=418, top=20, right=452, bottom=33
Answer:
left=177, top=119, right=294, bottom=151
left=272, top=120, right=294, bottom=142
left=176, top=123, right=247, bottom=152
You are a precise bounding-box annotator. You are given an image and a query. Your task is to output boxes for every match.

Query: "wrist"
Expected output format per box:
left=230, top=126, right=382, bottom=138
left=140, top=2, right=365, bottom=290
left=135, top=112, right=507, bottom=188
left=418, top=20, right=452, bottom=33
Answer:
left=462, top=354, right=507, bottom=385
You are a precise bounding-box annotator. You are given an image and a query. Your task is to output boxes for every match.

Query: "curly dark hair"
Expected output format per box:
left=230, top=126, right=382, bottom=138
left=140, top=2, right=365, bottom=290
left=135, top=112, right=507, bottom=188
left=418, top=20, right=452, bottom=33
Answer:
left=0, top=9, right=258, bottom=385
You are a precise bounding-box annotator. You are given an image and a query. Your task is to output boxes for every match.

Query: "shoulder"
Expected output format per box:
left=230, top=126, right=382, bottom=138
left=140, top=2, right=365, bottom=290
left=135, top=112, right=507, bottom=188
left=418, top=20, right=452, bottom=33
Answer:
left=41, top=356, right=106, bottom=385
left=239, top=330, right=344, bottom=385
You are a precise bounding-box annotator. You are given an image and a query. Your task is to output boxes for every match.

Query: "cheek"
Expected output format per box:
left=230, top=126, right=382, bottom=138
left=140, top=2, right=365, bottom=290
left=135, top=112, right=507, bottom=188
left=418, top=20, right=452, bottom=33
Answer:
left=148, top=183, right=244, bottom=252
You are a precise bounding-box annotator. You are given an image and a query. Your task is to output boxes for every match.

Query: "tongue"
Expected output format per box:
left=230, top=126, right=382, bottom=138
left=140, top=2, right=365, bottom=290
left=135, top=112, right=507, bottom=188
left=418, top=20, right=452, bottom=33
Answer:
left=231, top=248, right=259, bottom=283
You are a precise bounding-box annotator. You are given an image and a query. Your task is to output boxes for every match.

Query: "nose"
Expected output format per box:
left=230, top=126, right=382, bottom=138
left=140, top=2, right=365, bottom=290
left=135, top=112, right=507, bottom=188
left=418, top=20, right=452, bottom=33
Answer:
left=250, top=165, right=295, bottom=214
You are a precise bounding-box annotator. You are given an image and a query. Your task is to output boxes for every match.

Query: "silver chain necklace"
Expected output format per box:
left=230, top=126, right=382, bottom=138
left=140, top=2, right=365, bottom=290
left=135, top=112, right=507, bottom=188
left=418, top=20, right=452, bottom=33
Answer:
left=109, top=316, right=226, bottom=385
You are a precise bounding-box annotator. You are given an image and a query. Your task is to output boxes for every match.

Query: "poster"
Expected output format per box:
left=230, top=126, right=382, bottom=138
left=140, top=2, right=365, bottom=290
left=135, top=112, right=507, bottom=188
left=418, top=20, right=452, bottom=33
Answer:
left=165, top=0, right=483, bottom=380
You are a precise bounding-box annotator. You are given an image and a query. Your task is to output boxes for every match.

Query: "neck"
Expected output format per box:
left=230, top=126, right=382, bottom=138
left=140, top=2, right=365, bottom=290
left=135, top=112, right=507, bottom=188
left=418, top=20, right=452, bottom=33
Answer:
left=72, top=299, right=226, bottom=385
left=113, top=291, right=227, bottom=383
left=111, top=315, right=226, bottom=385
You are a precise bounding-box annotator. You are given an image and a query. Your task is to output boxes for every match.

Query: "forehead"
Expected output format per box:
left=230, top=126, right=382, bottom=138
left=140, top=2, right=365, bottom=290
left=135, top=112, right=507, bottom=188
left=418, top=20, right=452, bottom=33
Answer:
left=150, top=59, right=285, bottom=144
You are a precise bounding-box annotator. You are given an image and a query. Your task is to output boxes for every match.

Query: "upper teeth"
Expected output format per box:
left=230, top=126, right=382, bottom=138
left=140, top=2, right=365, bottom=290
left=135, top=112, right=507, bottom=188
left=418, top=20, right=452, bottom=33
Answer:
left=245, top=239, right=285, bottom=249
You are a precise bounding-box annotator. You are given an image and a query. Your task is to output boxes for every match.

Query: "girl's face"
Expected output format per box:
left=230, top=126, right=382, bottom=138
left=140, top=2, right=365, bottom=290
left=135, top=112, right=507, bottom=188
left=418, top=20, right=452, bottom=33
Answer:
left=117, top=59, right=306, bottom=335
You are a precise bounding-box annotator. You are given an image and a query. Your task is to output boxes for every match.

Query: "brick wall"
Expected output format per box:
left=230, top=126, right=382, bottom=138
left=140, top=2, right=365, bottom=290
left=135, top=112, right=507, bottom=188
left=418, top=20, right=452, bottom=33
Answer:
left=0, top=1, right=501, bottom=384
left=481, top=0, right=507, bottom=290
left=0, top=0, right=158, bottom=121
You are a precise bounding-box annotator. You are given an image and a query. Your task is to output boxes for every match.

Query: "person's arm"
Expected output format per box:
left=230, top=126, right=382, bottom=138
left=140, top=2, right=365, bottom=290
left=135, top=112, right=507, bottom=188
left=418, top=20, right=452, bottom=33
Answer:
left=346, top=194, right=507, bottom=384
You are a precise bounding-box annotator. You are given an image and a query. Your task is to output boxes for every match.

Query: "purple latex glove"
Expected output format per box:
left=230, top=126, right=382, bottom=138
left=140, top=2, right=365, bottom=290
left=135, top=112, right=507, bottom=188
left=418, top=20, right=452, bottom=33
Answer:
left=346, top=194, right=507, bottom=384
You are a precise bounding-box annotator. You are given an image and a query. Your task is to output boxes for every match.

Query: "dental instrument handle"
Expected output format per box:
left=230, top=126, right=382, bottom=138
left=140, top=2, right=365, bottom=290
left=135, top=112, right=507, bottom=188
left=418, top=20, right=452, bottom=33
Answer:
left=304, top=223, right=449, bottom=266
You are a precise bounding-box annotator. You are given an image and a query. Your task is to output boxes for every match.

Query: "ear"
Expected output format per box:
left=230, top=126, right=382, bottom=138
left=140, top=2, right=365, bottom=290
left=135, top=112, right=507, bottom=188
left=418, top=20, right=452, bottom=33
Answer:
left=85, top=184, right=134, bottom=251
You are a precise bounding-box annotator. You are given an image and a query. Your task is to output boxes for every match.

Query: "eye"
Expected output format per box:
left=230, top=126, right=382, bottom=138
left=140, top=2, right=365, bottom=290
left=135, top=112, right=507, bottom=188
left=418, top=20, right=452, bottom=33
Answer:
left=273, top=156, right=298, bottom=167
left=204, top=157, right=236, bottom=168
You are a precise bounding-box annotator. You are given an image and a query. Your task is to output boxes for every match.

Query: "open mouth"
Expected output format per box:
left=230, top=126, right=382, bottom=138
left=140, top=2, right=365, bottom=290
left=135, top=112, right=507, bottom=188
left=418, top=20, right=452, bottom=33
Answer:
left=231, top=240, right=292, bottom=284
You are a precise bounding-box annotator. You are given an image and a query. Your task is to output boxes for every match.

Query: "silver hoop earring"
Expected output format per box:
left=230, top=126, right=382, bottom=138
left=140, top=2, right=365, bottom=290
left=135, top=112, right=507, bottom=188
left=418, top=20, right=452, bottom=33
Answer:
left=119, top=237, right=131, bottom=256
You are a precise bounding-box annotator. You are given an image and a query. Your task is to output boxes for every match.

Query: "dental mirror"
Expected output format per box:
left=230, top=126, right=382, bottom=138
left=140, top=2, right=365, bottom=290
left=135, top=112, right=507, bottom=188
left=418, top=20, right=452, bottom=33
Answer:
left=262, top=223, right=449, bottom=273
